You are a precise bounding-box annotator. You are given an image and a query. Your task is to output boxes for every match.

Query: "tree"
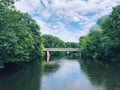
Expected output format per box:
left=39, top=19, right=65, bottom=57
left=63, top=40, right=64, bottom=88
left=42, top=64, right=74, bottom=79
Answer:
left=42, top=34, right=66, bottom=48
left=65, top=42, right=78, bottom=48
left=79, top=5, right=120, bottom=62
left=0, top=0, right=43, bottom=68
left=0, top=0, right=19, bottom=8
left=98, top=5, right=120, bottom=60
left=79, top=28, right=103, bottom=60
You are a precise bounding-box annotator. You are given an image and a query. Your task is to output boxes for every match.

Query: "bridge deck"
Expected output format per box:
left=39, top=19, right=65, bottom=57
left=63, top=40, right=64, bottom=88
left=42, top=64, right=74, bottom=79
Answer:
left=43, top=48, right=80, bottom=51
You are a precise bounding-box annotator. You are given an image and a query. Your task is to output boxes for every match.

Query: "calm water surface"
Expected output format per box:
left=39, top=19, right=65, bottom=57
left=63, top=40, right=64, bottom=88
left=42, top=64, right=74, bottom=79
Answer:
left=0, top=57, right=120, bottom=90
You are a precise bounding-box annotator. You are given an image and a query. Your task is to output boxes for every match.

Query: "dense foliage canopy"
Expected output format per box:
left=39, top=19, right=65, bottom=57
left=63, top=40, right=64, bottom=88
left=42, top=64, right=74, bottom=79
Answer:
left=79, top=5, right=120, bottom=62
left=65, top=42, right=78, bottom=48
left=42, top=34, right=79, bottom=48
left=42, top=34, right=66, bottom=48
left=0, top=0, right=43, bottom=68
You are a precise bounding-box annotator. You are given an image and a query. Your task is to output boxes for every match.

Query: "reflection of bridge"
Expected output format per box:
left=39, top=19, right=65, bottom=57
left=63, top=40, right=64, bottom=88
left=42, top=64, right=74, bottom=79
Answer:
left=43, top=48, right=81, bottom=62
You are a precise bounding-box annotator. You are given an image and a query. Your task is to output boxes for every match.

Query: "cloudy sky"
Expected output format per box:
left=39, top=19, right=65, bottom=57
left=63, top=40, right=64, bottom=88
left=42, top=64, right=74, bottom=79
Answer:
left=15, top=0, right=120, bottom=42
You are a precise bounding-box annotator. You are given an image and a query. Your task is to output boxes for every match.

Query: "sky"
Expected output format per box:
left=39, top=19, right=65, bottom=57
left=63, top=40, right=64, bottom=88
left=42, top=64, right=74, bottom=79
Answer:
left=15, top=0, right=120, bottom=42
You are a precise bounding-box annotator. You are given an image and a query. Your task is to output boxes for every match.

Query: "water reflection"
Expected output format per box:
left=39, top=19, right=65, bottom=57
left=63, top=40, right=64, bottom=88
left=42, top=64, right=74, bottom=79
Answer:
left=0, top=58, right=120, bottom=90
left=40, top=59, right=105, bottom=90
left=43, top=61, right=60, bottom=75
left=0, top=60, right=43, bottom=90
left=80, top=60, right=120, bottom=90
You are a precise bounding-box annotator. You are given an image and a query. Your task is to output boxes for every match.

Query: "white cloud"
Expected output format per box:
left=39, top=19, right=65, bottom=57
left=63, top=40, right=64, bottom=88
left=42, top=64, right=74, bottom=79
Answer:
left=34, top=17, right=81, bottom=42
left=15, top=0, right=41, bottom=13
left=15, top=0, right=120, bottom=42
left=41, top=0, right=49, bottom=7
left=41, top=10, right=52, bottom=18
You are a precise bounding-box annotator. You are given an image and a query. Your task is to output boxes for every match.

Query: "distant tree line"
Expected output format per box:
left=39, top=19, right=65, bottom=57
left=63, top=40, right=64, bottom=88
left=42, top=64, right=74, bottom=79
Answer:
left=42, top=34, right=78, bottom=48
left=79, top=5, right=120, bottom=62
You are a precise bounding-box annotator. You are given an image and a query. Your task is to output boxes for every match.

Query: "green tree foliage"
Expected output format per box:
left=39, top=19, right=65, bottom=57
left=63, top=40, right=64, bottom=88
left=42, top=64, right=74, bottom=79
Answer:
left=42, top=34, right=66, bottom=48
left=98, top=5, right=120, bottom=60
left=0, top=0, right=19, bottom=8
left=79, top=27, right=103, bottom=60
left=65, top=42, right=78, bottom=48
left=42, top=34, right=79, bottom=48
left=0, top=0, right=43, bottom=68
left=79, top=5, right=120, bottom=62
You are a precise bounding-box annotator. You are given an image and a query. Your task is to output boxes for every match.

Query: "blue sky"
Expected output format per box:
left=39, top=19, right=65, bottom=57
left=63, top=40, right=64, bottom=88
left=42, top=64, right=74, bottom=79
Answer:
left=15, top=0, right=120, bottom=42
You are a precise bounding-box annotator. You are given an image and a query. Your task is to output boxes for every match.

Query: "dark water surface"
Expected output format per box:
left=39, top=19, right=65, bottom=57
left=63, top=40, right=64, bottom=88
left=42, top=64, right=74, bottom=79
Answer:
left=0, top=58, right=120, bottom=90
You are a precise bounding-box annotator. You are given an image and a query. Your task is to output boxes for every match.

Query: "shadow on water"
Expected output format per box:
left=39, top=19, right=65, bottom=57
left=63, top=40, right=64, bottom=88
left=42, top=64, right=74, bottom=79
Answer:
left=48, top=54, right=80, bottom=62
left=79, top=60, right=120, bottom=90
left=0, top=60, right=43, bottom=90
left=1, top=57, right=120, bottom=90
left=43, top=61, right=60, bottom=75
left=43, top=55, right=80, bottom=76
left=0, top=59, right=61, bottom=90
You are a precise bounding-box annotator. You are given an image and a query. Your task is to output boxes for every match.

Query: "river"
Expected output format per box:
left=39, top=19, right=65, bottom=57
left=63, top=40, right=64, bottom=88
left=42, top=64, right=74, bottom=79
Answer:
left=0, top=57, right=120, bottom=90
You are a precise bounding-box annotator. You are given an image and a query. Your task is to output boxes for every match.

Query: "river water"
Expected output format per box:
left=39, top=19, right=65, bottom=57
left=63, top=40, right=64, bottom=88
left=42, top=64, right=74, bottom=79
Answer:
left=0, top=57, right=120, bottom=90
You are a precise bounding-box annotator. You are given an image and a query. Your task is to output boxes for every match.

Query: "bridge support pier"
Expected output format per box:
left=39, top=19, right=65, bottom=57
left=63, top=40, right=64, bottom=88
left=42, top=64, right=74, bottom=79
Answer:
left=47, top=51, right=50, bottom=62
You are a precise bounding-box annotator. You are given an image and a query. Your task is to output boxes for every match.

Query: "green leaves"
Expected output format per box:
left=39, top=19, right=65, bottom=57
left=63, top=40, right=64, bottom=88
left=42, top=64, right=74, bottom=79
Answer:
left=79, top=5, right=120, bottom=61
left=42, top=34, right=66, bottom=48
left=0, top=0, right=19, bottom=8
left=0, top=1, right=43, bottom=68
